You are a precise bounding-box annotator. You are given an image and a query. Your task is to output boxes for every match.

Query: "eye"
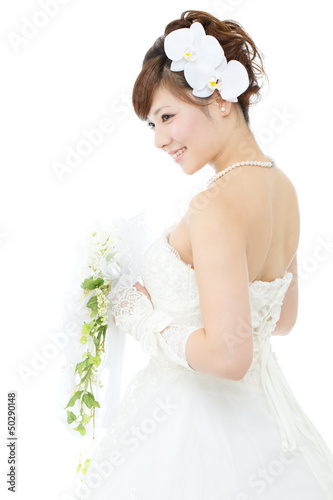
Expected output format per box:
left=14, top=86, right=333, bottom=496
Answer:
left=161, top=114, right=173, bottom=122
left=146, top=114, right=174, bottom=131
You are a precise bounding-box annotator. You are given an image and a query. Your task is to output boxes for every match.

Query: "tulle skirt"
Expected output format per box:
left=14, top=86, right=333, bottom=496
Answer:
left=76, top=354, right=333, bottom=500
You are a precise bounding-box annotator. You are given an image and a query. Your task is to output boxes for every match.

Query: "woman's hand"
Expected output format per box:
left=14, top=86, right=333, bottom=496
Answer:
left=112, top=281, right=152, bottom=324
left=133, top=282, right=152, bottom=303
left=109, top=278, right=174, bottom=359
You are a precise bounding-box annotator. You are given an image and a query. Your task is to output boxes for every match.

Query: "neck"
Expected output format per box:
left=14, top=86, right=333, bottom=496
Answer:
left=209, top=116, right=267, bottom=175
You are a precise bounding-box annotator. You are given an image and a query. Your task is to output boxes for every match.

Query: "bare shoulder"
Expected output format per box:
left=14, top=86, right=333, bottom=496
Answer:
left=187, top=178, right=253, bottom=274
left=187, top=168, right=263, bottom=231
left=271, top=165, right=299, bottom=202
left=270, top=167, right=300, bottom=241
left=189, top=165, right=299, bottom=224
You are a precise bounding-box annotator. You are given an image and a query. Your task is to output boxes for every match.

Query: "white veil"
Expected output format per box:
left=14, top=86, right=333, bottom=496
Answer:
left=55, top=209, right=154, bottom=463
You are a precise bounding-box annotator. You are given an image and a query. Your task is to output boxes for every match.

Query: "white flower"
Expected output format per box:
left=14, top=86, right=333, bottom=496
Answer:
left=96, top=289, right=110, bottom=325
left=87, top=226, right=121, bottom=280
left=193, top=59, right=250, bottom=102
left=164, top=22, right=223, bottom=71
left=164, top=21, right=249, bottom=103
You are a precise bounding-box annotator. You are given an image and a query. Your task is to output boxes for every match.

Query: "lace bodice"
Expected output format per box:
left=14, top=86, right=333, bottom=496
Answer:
left=140, top=223, right=293, bottom=376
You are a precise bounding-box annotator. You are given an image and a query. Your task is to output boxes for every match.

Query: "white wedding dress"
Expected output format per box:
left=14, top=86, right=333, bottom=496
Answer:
left=77, top=223, right=333, bottom=499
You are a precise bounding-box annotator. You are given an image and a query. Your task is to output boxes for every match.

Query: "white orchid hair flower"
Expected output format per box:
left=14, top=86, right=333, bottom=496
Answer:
left=164, top=21, right=249, bottom=103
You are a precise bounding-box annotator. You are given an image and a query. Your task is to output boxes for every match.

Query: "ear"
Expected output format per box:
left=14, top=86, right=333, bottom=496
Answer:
left=211, top=91, right=232, bottom=115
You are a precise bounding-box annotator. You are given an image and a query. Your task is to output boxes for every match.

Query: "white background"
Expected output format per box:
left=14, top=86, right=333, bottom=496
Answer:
left=1, top=0, right=333, bottom=498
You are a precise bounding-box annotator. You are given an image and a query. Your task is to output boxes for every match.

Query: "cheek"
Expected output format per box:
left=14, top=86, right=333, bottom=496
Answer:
left=174, top=115, right=209, bottom=144
left=170, top=122, right=191, bottom=142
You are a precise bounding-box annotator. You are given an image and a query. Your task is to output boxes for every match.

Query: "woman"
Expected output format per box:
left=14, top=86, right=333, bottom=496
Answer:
left=78, top=10, right=333, bottom=499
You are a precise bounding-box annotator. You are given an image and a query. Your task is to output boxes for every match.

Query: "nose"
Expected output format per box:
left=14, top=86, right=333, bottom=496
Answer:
left=154, top=125, right=171, bottom=151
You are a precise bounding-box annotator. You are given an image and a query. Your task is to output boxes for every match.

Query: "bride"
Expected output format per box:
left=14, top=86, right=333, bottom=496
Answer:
left=74, top=9, right=333, bottom=499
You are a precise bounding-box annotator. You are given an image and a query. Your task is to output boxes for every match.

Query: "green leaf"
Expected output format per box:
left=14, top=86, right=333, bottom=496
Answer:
left=86, top=353, right=95, bottom=366
left=94, top=353, right=102, bottom=367
left=81, top=413, right=91, bottom=424
left=82, top=321, right=94, bottom=336
left=81, top=458, right=91, bottom=474
left=80, top=335, right=87, bottom=344
left=75, top=360, right=88, bottom=378
left=82, top=392, right=94, bottom=409
left=81, top=277, right=104, bottom=291
left=74, top=423, right=86, bottom=436
left=82, top=392, right=100, bottom=409
left=67, top=410, right=77, bottom=424
left=87, top=295, right=98, bottom=309
left=87, top=296, right=98, bottom=317
left=77, top=463, right=82, bottom=474
left=65, top=390, right=83, bottom=409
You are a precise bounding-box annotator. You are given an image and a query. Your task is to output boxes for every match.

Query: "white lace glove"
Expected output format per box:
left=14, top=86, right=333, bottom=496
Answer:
left=108, top=275, right=173, bottom=356
left=108, top=276, right=196, bottom=371
left=159, top=325, right=197, bottom=372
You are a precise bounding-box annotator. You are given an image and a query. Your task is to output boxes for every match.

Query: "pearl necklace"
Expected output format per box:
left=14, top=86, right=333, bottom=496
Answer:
left=206, top=155, right=275, bottom=189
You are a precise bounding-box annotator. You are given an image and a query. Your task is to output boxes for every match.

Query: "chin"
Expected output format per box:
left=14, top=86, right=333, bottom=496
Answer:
left=181, top=165, right=197, bottom=176
left=186, top=163, right=205, bottom=176
left=178, top=158, right=203, bottom=175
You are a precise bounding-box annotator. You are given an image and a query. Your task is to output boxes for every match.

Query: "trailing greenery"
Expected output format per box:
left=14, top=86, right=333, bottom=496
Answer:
left=65, top=276, right=110, bottom=430
left=63, top=227, right=122, bottom=476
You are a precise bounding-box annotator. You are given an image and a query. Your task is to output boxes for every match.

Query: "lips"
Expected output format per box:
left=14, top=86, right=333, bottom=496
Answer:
left=169, top=147, right=187, bottom=159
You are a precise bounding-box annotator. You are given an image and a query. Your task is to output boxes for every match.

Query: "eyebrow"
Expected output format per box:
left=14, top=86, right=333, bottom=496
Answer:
left=146, top=105, right=172, bottom=121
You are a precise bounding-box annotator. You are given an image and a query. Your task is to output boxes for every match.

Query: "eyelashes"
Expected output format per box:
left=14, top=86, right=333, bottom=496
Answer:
left=162, top=114, right=173, bottom=122
left=147, top=114, right=174, bottom=130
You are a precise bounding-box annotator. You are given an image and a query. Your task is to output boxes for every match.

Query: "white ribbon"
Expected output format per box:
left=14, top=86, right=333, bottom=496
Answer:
left=261, top=338, right=333, bottom=495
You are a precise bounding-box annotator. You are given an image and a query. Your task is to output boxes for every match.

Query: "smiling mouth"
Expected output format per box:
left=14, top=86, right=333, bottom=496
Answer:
left=171, top=147, right=187, bottom=159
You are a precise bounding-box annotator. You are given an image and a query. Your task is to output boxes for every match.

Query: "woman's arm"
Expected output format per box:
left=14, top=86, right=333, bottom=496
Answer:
left=184, top=327, right=249, bottom=380
left=185, top=189, right=254, bottom=381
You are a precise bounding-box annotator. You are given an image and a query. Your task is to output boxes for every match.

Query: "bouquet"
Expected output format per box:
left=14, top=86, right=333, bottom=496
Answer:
left=64, top=227, right=120, bottom=459
left=56, top=210, right=152, bottom=476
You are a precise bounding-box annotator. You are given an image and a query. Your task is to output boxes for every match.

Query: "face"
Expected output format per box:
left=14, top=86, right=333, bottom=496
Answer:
left=146, top=85, right=227, bottom=175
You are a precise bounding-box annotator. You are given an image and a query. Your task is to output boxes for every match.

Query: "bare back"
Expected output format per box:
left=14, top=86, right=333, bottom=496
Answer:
left=167, top=165, right=300, bottom=284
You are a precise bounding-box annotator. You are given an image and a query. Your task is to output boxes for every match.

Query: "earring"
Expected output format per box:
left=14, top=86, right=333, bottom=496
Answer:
left=220, top=106, right=226, bottom=112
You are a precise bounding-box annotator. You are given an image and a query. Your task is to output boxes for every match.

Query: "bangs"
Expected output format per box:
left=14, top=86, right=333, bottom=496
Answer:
left=132, top=56, right=166, bottom=122
left=132, top=57, right=213, bottom=122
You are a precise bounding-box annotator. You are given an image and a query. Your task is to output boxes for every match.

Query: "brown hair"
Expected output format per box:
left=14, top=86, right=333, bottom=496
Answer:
left=132, top=10, right=269, bottom=125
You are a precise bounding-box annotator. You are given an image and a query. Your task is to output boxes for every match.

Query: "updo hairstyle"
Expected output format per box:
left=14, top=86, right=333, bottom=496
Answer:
left=132, top=10, right=269, bottom=125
